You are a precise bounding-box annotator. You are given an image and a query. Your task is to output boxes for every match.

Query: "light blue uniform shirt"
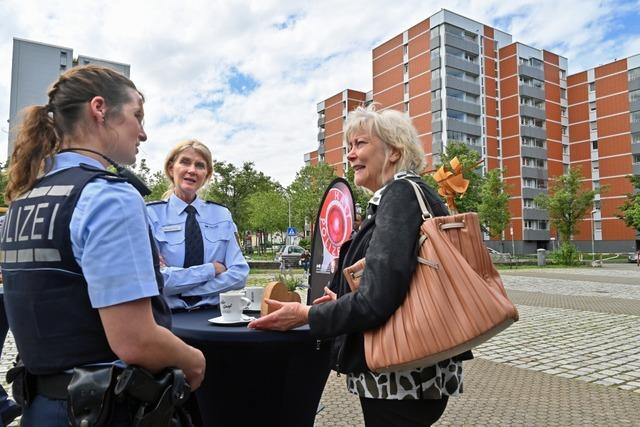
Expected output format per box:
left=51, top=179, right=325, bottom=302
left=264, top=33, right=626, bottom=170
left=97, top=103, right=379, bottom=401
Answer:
left=54, top=152, right=160, bottom=308
left=147, top=194, right=249, bottom=309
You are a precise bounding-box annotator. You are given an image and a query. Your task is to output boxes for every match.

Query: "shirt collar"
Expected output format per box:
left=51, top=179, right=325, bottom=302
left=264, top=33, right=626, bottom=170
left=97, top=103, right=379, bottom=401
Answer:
left=168, top=193, right=204, bottom=216
left=367, top=170, right=421, bottom=206
left=49, top=152, right=105, bottom=174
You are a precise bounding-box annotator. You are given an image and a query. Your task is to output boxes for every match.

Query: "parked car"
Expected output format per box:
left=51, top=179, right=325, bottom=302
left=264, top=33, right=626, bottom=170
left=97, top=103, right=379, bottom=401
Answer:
left=628, top=252, right=639, bottom=263
left=275, top=245, right=306, bottom=267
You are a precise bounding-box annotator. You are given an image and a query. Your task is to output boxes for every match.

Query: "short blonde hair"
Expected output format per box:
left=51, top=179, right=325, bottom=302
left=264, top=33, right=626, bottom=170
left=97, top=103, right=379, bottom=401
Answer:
left=162, top=139, right=214, bottom=198
left=343, top=104, right=425, bottom=174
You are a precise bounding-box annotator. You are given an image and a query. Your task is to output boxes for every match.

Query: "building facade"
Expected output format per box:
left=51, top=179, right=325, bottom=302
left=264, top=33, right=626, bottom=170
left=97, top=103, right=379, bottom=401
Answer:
left=306, top=9, right=639, bottom=253
left=8, top=38, right=130, bottom=157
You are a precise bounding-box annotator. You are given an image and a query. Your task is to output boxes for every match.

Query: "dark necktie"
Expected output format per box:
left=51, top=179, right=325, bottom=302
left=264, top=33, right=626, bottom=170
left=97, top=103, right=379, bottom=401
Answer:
left=183, top=205, right=204, bottom=268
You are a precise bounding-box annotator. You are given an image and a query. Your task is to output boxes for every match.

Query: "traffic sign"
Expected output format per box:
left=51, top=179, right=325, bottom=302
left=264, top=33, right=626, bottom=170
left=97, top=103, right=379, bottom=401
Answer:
left=287, top=227, right=297, bottom=236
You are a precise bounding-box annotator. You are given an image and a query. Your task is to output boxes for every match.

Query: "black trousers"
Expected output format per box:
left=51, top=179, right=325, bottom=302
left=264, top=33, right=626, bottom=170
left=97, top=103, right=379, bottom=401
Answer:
left=360, top=396, right=448, bottom=427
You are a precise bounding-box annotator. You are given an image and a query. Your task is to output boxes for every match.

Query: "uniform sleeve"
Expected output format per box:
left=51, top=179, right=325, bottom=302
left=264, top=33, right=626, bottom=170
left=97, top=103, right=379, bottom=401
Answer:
left=181, top=220, right=249, bottom=297
left=308, top=180, right=423, bottom=338
left=71, top=180, right=160, bottom=308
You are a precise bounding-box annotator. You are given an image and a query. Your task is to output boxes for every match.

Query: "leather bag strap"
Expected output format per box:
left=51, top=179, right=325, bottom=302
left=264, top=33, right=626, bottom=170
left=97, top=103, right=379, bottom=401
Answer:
left=401, top=178, right=433, bottom=220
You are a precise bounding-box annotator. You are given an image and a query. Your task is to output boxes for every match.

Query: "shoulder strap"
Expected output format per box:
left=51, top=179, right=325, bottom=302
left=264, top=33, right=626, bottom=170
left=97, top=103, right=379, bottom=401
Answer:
left=401, top=178, right=433, bottom=220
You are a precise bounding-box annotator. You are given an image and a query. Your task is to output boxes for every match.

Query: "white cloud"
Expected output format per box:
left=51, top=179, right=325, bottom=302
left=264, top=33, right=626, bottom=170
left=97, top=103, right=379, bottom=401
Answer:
left=1, top=0, right=639, bottom=185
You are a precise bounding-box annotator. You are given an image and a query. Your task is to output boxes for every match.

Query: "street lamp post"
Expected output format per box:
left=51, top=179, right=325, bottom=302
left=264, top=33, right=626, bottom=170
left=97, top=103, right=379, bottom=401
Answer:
left=510, top=225, right=515, bottom=259
left=284, top=193, right=292, bottom=245
left=590, top=209, right=598, bottom=266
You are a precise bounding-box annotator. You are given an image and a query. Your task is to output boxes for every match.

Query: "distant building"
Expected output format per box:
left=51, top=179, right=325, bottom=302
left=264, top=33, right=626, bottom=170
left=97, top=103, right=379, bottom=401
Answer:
left=306, top=9, right=640, bottom=253
left=8, top=38, right=130, bottom=157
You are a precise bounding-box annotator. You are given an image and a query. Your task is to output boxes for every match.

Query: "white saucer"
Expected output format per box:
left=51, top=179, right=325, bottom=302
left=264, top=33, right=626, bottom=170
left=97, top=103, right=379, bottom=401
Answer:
left=208, top=314, right=255, bottom=326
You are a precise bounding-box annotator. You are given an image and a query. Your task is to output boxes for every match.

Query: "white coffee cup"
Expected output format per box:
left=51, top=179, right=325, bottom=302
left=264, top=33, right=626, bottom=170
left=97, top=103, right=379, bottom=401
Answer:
left=219, top=291, right=251, bottom=321
left=244, top=287, right=264, bottom=311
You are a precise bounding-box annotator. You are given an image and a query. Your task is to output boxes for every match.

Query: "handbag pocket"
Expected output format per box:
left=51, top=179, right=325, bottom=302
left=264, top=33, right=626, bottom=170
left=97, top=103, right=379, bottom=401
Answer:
left=342, top=258, right=366, bottom=292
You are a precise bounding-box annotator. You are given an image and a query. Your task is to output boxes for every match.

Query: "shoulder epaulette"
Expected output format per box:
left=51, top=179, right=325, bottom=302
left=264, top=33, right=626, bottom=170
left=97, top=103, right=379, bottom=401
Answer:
left=146, top=200, right=168, bottom=206
left=78, top=163, right=126, bottom=182
left=204, top=200, right=227, bottom=209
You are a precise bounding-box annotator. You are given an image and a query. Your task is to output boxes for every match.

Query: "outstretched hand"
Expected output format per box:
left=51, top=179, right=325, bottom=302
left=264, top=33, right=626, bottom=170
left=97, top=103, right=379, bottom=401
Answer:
left=247, top=299, right=310, bottom=331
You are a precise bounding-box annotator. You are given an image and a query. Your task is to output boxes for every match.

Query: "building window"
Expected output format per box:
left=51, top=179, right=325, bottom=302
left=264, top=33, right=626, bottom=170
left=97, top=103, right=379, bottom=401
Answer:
left=631, top=111, right=640, bottom=123
left=562, top=125, right=568, bottom=135
left=559, top=69, right=566, bottom=80
left=523, top=199, right=538, bottom=209
left=632, top=133, right=640, bottom=144
left=633, top=154, right=640, bottom=164
left=404, top=102, right=409, bottom=113
left=432, top=89, right=441, bottom=99
left=404, top=82, right=409, bottom=95
left=560, top=88, right=567, bottom=99
left=629, top=89, right=640, bottom=104
left=629, top=67, right=640, bottom=81
left=522, top=137, right=546, bottom=148
left=432, top=68, right=440, bottom=79
left=589, top=102, right=596, bottom=111
left=522, top=157, right=546, bottom=168
left=563, top=144, right=569, bottom=155
left=589, top=82, right=595, bottom=92
left=521, top=116, right=545, bottom=128
left=589, top=121, right=597, bottom=131
left=561, top=107, right=567, bottom=117
left=592, top=140, right=598, bottom=150
left=433, top=111, right=441, bottom=121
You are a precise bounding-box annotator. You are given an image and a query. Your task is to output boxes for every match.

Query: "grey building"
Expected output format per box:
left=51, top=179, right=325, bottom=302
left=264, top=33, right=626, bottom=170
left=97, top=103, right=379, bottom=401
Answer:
left=8, top=38, right=130, bottom=157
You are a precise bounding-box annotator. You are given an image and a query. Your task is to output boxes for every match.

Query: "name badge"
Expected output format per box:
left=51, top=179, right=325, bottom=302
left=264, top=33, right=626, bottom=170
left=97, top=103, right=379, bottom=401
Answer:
left=162, top=224, right=182, bottom=232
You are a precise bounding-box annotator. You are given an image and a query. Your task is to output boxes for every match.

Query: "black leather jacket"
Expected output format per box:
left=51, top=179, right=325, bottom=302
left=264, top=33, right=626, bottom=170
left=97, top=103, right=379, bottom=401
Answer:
left=309, top=176, right=470, bottom=374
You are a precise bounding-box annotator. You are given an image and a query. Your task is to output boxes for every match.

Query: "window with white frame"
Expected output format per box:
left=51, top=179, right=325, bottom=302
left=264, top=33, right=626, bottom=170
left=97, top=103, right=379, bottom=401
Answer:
left=633, top=154, right=640, bottom=164
left=524, top=220, right=548, bottom=230
left=521, top=116, right=545, bottom=128
left=628, top=67, right=640, bottom=81
left=589, top=82, right=595, bottom=92
left=522, top=157, right=546, bottom=168
left=522, top=137, right=546, bottom=148
left=630, top=89, right=640, bottom=104
left=631, top=111, right=640, bottom=123
left=592, top=140, right=598, bottom=150
left=633, top=133, right=640, bottom=144
left=523, top=198, right=538, bottom=209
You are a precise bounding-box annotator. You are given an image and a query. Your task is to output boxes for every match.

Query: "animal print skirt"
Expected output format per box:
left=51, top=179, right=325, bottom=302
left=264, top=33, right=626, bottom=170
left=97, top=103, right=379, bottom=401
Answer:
left=347, top=358, right=464, bottom=400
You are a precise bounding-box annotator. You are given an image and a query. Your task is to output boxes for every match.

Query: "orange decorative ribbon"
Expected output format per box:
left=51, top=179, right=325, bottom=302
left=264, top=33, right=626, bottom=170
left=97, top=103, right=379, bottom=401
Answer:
left=432, top=157, right=482, bottom=211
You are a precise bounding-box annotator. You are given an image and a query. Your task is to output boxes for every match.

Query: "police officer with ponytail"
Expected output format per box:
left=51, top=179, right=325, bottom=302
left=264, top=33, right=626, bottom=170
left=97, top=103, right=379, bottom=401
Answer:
left=0, top=65, right=205, bottom=426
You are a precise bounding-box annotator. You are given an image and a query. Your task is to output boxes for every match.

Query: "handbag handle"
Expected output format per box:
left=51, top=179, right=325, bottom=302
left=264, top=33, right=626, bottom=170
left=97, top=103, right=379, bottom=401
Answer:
left=401, top=178, right=433, bottom=220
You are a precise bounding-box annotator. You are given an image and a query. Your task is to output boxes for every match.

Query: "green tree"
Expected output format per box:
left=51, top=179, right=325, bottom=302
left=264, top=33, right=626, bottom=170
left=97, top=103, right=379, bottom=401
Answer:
left=617, top=175, right=640, bottom=233
left=426, top=141, right=484, bottom=213
left=477, top=168, right=510, bottom=249
left=287, top=163, right=337, bottom=230
left=0, top=162, right=8, bottom=206
left=145, top=170, right=170, bottom=202
left=246, top=189, right=288, bottom=233
left=534, top=166, right=597, bottom=243
left=203, top=161, right=278, bottom=233
left=344, top=167, right=370, bottom=215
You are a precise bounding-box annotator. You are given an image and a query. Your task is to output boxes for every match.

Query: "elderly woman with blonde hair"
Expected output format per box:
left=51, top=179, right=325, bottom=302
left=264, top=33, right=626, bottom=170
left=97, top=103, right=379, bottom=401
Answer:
left=250, top=105, right=471, bottom=426
left=147, top=140, right=249, bottom=311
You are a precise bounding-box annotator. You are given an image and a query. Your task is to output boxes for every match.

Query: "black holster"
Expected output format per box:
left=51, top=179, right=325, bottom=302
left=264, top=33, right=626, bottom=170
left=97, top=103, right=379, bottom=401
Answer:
left=6, top=358, right=32, bottom=408
left=114, top=366, right=193, bottom=427
left=67, top=365, right=118, bottom=427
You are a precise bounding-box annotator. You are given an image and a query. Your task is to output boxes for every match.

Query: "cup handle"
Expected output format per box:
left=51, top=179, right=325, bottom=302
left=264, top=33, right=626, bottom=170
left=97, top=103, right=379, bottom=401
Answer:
left=241, top=297, right=252, bottom=309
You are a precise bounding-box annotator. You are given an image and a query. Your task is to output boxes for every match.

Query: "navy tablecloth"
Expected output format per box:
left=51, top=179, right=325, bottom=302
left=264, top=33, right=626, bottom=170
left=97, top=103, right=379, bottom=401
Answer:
left=172, top=307, right=331, bottom=427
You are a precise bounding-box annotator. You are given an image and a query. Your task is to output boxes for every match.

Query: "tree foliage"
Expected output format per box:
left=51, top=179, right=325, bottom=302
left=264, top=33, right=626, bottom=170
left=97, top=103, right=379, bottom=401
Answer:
left=0, top=162, right=7, bottom=206
left=477, top=168, right=510, bottom=239
left=534, top=166, right=597, bottom=243
left=203, top=161, right=278, bottom=233
left=287, top=163, right=337, bottom=230
left=425, top=141, right=484, bottom=213
left=246, top=189, right=288, bottom=233
left=617, top=175, right=640, bottom=233
left=344, top=167, right=371, bottom=216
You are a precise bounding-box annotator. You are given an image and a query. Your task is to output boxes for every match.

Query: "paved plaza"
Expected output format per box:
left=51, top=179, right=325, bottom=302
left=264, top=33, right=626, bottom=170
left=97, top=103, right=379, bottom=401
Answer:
left=0, top=265, right=638, bottom=426
left=315, top=264, right=640, bottom=426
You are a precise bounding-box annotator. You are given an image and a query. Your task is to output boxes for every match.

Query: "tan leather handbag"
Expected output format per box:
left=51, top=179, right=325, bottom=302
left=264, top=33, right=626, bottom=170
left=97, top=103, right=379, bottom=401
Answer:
left=343, top=179, right=518, bottom=373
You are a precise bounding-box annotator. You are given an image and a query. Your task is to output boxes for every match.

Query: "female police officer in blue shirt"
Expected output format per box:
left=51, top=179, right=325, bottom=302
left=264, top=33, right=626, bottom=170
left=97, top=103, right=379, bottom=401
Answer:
left=147, top=140, right=249, bottom=311
left=0, top=65, right=205, bottom=426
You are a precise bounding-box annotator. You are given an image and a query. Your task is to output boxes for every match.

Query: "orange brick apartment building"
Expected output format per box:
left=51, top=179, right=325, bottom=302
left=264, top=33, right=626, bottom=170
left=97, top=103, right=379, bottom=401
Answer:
left=305, top=9, right=639, bottom=254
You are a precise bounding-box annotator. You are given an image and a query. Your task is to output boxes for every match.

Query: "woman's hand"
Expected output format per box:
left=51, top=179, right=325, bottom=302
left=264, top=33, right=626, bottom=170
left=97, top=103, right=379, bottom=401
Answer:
left=247, top=300, right=310, bottom=331
left=213, top=261, right=227, bottom=275
left=312, top=286, right=337, bottom=305
left=158, top=255, right=167, bottom=268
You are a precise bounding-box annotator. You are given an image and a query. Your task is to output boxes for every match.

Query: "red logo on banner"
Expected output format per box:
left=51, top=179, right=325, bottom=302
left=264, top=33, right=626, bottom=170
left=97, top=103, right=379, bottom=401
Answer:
left=318, top=187, right=353, bottom=258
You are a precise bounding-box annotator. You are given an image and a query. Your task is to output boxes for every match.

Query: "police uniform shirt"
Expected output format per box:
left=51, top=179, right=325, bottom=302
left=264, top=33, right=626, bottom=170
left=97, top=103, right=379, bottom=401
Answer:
left=54, top=152, right=161, bottom=308
left=146, top=194, right=249, bottom=309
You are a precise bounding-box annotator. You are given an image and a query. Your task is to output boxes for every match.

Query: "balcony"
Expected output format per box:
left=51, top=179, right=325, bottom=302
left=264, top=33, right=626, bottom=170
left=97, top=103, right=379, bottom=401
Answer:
left=447, top=118, right=481, bottom=136
left=520, top=125, right=547, bottom=140
left=632, top=141, right=640, bottom=155
left=432, top=120, right=443, bottom=133
left=443, top=32, right=479, bottom=55
left=523, top=229, right=550, bottom=241
left=522, top=208, right=549, bottom=221
left=431, top=56, right=441, bottom=70
left=316, top=101, right=325, bottom=113
left=629, top=98, right=640, bottom=113
left=445, top=75, right=480, bottom=95
left=520, top=104, right=546, bottom=121
left=317, top=143, right=325, bottom=155
left=317, top=116, right=325, bottom=126
left=631, top=121, right=640, bottom=134
left=432, top=77, right=441, bottom=90
left=432, top=98, right=442, bottom=112
left=444, top=54, right=480, bottom=75
left=519, top=64, right=545, bottom=81
left=430, top=35, right=441, bottom=50
left=447, top=97, right=481, bottom=116
left=317, top=130, right=325, bottom=142
left=634, top=164, right=640, bottom=176
left=630, top=78, right=640, bottom=92
left=521, top=166, right=548, bottom=180
left=519, top=84, right=545, bottom=100
left=522, top=187, right=547, bottom=199
left=521, top=145, right=547, bottom=159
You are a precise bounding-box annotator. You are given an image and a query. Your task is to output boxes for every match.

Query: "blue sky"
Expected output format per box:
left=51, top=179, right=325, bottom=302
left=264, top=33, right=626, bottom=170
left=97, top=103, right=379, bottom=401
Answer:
left=1, top=0, right=639, bottom=185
